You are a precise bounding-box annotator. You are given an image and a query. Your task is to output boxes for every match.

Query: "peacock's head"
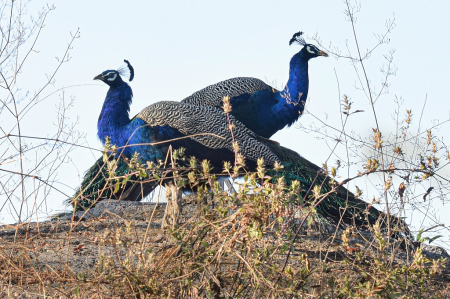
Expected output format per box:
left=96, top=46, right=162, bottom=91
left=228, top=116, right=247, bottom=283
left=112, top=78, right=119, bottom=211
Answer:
left=94, top=59, right=134, bottom=87
left=94, top=70, right=122, bottom=86
left=289, top=31, right=328, bottom=59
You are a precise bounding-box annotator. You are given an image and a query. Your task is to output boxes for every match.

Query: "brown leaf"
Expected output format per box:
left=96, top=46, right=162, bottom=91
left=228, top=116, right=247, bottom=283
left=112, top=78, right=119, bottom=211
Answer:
left=73, top=244, right=85, bottom=253
left=346, top=247, right=359, bottom=252
left=398, top=182, right=405, bottom=204
left=373, top=284, right=386, bottom=292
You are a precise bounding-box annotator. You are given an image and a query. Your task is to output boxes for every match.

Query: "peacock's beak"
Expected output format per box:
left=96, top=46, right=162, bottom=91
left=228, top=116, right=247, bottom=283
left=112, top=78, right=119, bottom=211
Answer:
left=93, top=74, right=104, bottom=81
left=318, top=50, right=328, bottom=57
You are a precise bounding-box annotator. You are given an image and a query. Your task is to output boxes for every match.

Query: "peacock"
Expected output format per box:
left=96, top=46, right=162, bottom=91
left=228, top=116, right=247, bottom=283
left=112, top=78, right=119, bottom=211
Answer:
left=94, top=71, right=279, bottom=165
left=182, top=31, right=328, bottom=138
left=71, top=60, right=409, bottom=237
left=78, top=60, right=280, bottom=204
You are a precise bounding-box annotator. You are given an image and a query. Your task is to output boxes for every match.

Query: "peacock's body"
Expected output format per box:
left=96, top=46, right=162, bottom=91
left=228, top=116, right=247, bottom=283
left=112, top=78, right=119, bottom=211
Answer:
left=182, top=31, right=327, bottom=138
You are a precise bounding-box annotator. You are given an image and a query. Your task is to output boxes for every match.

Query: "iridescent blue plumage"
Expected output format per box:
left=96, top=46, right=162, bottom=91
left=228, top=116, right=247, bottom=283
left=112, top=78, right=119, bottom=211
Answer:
left=96, top=79, right=132, bottom=144
left=182, top=31, right=328, bottom=138
left=94, top=64, right=180, bottom=162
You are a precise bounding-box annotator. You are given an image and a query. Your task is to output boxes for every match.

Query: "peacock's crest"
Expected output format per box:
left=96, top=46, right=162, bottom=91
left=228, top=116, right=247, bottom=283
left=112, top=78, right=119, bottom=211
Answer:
left=117, top=59, right=134, bottom=81
left=289, top=31, right=306, bottom=46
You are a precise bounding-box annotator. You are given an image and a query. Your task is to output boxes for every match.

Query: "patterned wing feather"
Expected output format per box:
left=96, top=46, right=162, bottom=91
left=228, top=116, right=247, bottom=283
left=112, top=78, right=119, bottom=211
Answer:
left=181, top=77, right=276, bottom=107
left=136, top=101, right=280, bottom=165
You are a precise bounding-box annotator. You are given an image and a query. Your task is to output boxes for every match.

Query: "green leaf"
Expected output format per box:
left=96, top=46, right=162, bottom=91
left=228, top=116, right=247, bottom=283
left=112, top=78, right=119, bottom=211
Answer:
left=388, top=292, right=406, bottom=299
left=280, top=243, right=289, bottom=254
left=416, top=228, right=424, bottom=242
left=121, top=176, right=129, bottom=187
left=248, top=224, right=262, bottom=240
left=114, top=181, right=121, bottom=193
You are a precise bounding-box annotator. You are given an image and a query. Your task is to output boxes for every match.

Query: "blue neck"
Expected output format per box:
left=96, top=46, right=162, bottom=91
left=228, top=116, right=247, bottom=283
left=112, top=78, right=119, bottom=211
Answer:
left=97, top=83, right=133, bottom=146
left=96, top=83, right=170, bottom=161
left=274, top=50, right=309, bottom=126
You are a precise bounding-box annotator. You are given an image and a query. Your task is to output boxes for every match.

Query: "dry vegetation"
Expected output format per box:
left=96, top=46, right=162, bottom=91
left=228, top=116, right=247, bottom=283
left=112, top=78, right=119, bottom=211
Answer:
left=1, top=168, right=450, bottom=298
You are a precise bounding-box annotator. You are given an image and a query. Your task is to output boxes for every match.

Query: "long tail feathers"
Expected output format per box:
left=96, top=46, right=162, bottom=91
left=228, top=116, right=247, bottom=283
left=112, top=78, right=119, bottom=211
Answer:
left=265, top=142, right=411, bottom=239
left=70, top=156, right=149, bottom=210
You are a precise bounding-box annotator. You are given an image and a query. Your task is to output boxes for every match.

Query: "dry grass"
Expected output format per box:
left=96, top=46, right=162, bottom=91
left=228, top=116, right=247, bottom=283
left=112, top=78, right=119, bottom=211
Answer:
left=1, top=170, right=450, bottom=298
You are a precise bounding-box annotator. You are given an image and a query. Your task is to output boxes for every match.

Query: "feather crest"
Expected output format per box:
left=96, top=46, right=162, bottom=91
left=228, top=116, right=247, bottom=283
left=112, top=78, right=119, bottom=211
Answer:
left=117, top=59, right=135, bottom=81
left=289, top=31, right=306, bottom=46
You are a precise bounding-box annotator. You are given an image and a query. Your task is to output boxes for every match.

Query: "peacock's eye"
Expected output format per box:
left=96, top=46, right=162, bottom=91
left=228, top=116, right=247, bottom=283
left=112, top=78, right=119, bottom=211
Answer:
left=105, top=72, right=118, bottom=81
left=306, top=45, right=315, bottom=54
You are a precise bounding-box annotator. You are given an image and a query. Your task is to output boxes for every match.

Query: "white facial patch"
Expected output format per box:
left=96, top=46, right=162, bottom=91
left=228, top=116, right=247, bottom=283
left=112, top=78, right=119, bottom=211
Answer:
left=306, top=46, right=315, bottom=54
left=107, top=73, right=117, bottom=81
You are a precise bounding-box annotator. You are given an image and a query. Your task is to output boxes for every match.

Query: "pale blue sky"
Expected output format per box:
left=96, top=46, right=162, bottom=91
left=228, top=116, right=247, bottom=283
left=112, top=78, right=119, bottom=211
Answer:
left=2, top=0, right=450, bottom=247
